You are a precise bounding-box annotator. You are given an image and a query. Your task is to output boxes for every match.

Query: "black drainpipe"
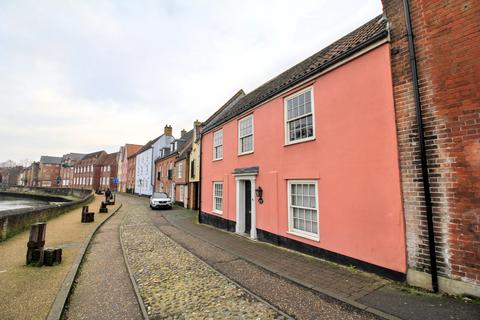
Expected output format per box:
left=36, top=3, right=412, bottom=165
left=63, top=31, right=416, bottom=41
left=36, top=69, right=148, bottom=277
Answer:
left=198, top=132, right=203, bottom=224
left=402, top=0, right=438, bottom=293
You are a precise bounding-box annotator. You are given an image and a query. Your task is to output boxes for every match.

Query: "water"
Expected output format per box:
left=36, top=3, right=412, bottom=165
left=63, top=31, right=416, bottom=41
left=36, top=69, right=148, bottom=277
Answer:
left=0, top=195, right=51, bottom=212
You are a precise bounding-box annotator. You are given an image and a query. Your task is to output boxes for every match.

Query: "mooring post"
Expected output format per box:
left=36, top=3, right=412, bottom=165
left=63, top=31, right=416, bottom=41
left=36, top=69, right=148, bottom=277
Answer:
left=26, top=222, right=46, bottom=265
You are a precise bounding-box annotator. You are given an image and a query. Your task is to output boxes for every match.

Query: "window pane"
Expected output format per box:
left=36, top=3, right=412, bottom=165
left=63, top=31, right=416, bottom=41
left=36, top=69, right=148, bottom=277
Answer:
left=305, top=101, right=312, bottom=114
left=299, top=94, right=305, bottom=106
left=289, top=182, right=318, bottom=235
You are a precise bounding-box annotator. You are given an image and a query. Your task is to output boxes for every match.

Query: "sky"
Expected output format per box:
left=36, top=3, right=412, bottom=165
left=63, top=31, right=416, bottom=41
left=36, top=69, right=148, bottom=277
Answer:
left=0, top=0, right=382, bottom=163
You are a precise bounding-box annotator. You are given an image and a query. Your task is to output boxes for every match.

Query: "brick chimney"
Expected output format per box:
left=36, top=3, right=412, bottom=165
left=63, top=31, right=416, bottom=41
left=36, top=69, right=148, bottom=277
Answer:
left=164, top=125, right=172, bottom=136
left=180, top=129, right=187, bottom=137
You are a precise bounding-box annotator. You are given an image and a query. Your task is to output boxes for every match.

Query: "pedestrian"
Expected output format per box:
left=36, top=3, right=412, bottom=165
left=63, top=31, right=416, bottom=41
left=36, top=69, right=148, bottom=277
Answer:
left=105, top=188, right=112, bottom=203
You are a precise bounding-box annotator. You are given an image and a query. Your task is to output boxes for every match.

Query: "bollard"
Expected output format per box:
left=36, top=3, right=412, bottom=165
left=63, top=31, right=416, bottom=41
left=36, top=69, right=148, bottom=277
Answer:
left=81, top=206, right=95, bottom=223
left=99, top=201, right=108, bottom=213
left=26, top=222, right=46, bottom=265
left=44, top=248, right=62, bottom=266
left=81, top=206, right=89, bottom=223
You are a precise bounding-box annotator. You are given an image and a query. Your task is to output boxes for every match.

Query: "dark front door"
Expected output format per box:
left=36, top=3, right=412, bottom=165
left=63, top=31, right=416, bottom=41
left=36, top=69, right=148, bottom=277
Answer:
left=245, top=180, right=252, bottom=234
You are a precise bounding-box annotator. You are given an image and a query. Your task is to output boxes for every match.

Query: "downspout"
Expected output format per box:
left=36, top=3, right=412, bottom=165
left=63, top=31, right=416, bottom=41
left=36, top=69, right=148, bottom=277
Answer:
left=402, top=0, right=439, bottom=293
left=198, top=133, right=203, bottom=223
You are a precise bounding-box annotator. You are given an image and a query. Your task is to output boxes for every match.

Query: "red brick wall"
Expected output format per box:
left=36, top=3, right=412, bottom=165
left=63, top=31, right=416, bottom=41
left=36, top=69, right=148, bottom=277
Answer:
left=39, top=164, right=61, bottom=187
left=154, top=156, right=176, bottom=198
left=382, top=0, right=480, bottom=287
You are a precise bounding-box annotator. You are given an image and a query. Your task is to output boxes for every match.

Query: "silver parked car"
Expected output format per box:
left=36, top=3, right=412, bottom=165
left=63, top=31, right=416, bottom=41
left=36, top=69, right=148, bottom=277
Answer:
left=150, top=192, right=173, bottom=209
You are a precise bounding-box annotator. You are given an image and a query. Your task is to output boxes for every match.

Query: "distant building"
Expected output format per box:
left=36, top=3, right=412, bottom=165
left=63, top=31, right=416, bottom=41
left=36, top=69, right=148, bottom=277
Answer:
left=173, top=130, right=194, bottom=208
left=60, top=153, right=85, bottom=188
left=72, top=151, right=107, bottom=190
left=99, top=152, right=119, bottom=191
left=135, top=125, right=175, bottom=196
left=126, top=152, right=138, bottom=193
left=0, top=166, right=23, bottom=187
left=24, top=162, right=40, bottom=187
left=38, top=156, right=62, bottom=187
left=117, top=144, right=142, bottom=193
left=188, top=121, right=203, bottom=209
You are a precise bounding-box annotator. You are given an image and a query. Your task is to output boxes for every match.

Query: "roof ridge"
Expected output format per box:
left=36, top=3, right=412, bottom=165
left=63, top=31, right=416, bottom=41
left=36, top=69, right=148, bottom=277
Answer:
left=203, top=14, right=386, bottom=132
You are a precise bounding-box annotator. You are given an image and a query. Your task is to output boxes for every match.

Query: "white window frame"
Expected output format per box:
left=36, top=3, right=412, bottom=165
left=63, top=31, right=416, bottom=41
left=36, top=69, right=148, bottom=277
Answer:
left=179, top=185, right=184, bottom=203
left=284, top=87, right=316, bottom=145
left=238, top=114, right=254, bottom=155
left=178, top=162, right=183, bottom=178
left=213, top=129, right=223, bottom=161
left=212, top=182, right=223, bottom=214
left=287, top=180, right=319, bottom=241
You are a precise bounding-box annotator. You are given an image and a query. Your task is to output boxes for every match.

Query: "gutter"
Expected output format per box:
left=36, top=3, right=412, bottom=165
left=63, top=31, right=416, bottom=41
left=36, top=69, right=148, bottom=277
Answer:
left=402, top=0, right=439, bottom=293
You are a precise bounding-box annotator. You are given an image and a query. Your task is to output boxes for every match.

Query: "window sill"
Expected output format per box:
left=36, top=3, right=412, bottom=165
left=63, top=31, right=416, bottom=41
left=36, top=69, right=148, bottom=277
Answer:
left=212, top=158, right=223, bottom=162
left=212, top=210, right=223, bottom=215
left=287, top=230, right=319, bottom=242
left=284, top=136, right=316, bottom=147
left=238, top=150, right=254, bottom=157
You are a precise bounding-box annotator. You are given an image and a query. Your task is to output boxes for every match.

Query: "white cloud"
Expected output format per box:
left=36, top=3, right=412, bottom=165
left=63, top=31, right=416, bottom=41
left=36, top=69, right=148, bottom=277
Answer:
left=0, top=0, right=382, bottom=161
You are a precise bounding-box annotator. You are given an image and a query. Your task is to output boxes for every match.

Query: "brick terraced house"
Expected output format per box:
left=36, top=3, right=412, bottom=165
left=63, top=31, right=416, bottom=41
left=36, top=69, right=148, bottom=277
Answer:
left=174, top=129, right=194, bottom=208
left=154, top=131, right=191, bottom=201
left=59, top=153, right=84, bottom=188
left=73, top=151, right=107, bottom=191
left=24, top=162, right=40, bottom=187
left=38, top=156, right=62, bottom=187
left=99, top=152, right=119, bottom=191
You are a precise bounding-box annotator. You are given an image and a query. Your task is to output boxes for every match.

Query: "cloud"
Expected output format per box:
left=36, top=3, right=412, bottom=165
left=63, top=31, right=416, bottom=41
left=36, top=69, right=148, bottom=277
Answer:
left=0, top=0, right=382, bottom=161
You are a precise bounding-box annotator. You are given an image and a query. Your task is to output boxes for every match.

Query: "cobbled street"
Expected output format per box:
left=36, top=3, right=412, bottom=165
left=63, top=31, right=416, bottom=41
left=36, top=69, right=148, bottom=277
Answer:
left=119, top=194, right=380, bottom=320
left=120, top=195, right=287, bottom=319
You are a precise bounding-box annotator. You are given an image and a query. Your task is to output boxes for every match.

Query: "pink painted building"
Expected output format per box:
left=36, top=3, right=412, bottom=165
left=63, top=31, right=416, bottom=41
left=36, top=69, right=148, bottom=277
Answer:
left=200, top=16, right=406, bottom=278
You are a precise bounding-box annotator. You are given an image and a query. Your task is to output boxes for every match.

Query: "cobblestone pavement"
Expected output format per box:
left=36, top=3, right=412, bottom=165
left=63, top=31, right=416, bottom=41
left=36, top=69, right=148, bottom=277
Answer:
left=120, top=196, right=286, bottom=319
left=63, top=208, right=143, bottom=320
left=119, top=195, right=381, bottom=320
left=139, top=196, right=480, bottom=320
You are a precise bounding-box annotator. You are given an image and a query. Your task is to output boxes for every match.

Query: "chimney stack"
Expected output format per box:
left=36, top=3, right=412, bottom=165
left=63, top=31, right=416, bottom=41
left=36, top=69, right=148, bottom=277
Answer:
left=194, top=120, right=202, bottom=140
left=181, top=129, right=187, bottom=137
left=164, top=125, right=172, bottom=136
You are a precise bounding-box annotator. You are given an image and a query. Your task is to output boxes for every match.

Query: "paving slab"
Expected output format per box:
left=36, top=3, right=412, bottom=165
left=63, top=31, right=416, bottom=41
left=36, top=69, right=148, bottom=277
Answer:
left=0, top=195, right=117, bottom=320
left=63, top=208, right=143, bottom=320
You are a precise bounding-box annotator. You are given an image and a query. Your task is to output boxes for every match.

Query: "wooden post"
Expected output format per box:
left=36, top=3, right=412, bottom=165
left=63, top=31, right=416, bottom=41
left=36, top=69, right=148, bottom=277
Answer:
left=26, top=222, right=46, bottom=265
left=99, top=201, right=108, bottom=213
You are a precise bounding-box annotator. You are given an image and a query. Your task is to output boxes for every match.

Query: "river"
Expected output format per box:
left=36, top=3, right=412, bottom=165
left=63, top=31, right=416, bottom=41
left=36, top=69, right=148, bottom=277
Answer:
left=0, top=195, right=53, bottom=212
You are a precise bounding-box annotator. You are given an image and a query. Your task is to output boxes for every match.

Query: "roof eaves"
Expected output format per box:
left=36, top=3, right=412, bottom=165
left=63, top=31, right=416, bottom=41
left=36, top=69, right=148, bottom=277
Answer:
left=202, top=15, right=387, bottom=133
